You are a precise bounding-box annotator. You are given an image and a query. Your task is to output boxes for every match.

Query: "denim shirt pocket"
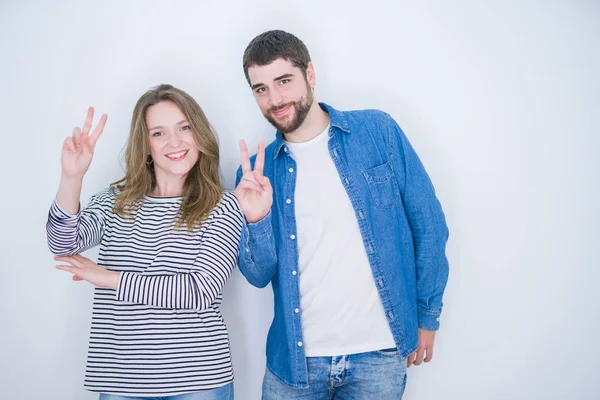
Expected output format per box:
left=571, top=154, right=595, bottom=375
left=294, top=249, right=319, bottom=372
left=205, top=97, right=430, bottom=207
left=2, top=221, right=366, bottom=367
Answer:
left=363, top=161, right=400, bottom=208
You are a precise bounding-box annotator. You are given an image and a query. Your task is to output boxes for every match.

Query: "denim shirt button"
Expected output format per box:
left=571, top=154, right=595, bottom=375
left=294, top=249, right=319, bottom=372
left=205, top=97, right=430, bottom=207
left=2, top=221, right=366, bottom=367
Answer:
left=286, top=199, right=291, bottom=204
left=298, top=342, right=303, bottom=347
left=388, top=311, right=394, bottom=320
left=292, top=270, right=297, bottom=276
left=290, top=234, right=296, bottom=240
left=295, top=308, right=299, bottom=313
left=289, top=168, right=294, bottom=173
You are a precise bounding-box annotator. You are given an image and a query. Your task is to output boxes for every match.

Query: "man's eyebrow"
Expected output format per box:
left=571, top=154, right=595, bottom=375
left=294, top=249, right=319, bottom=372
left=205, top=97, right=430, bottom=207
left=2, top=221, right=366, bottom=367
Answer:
left=251, top=73, right=296, bottom=90
left=273, top=73, right=294, bottom=81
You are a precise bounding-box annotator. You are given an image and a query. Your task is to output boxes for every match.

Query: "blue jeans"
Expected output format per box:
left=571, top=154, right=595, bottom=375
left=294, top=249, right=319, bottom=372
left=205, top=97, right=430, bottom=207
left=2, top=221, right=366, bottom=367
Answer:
left=99, top=383, right=234, bottom=400
left=262, top=348, right=407, bottom=399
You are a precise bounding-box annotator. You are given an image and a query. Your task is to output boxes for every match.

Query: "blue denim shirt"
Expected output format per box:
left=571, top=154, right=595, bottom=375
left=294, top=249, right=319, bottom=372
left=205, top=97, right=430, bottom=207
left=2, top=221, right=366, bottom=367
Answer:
left=236, top=103, right=449, bottom=388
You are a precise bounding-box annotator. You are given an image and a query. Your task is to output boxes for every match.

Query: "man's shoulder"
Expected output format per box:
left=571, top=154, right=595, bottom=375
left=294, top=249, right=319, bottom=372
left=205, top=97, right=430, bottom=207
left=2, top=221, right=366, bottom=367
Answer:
left=322, top=102, right=397, bottom=132
left=333, top=107, right=402, bottom=151
left=343, top=108, right=394, bottom=124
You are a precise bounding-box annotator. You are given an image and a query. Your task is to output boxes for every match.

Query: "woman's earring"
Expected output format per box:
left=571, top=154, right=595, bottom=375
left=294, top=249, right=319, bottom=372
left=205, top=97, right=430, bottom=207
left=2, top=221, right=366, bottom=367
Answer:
left=146, top=154, right=154, bottom=165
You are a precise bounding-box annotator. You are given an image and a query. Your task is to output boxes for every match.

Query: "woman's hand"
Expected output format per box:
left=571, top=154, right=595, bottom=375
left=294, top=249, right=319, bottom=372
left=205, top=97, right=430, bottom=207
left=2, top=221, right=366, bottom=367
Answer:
left=61, top=107, right=107, bottom=179
left=55, top=254, right=119, bottom=290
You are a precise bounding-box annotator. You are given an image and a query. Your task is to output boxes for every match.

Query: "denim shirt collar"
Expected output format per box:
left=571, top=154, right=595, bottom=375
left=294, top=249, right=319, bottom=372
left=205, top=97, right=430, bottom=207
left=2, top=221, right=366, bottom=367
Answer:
left=272, top=102, right=350, bottom=160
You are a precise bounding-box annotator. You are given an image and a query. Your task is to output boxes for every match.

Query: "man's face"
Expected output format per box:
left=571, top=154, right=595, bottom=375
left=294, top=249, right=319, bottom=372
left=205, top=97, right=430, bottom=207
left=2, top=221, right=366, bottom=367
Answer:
left=248, top=58, right=315, bottom=134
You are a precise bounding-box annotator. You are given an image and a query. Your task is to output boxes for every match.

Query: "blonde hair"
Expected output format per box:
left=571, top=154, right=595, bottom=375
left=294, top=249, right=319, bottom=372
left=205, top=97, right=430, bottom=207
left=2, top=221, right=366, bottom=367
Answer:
left=112, top=84, right=222, bottom=230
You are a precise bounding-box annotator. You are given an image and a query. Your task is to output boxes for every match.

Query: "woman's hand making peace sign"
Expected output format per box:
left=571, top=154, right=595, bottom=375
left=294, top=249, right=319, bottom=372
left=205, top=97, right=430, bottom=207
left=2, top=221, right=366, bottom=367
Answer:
left=56, top=107, right=107, bottom=215
left=61, top=107, right=107, bottom=179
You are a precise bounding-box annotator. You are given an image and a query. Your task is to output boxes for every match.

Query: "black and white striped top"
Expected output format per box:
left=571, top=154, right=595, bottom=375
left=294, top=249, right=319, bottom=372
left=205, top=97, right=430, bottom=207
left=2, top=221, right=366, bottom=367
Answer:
left=46, top=188, right=243, bottom=397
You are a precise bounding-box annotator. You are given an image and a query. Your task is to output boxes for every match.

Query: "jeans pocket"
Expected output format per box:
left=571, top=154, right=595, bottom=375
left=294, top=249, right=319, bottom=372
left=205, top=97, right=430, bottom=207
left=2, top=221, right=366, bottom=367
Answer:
left=376, top=347, right=400, bottom=356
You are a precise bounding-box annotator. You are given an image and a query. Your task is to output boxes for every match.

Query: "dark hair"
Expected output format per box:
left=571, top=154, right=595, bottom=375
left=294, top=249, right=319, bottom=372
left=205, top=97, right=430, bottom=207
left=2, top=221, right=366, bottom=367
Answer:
left=243, top=30, right=311, bottom=85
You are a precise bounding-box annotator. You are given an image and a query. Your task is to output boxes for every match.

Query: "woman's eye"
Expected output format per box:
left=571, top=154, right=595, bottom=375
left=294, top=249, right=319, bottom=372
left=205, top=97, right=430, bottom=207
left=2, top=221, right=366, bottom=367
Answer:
left=181, top=125, right=191, bottom=131
left=152, top=131, right=163, bottom=137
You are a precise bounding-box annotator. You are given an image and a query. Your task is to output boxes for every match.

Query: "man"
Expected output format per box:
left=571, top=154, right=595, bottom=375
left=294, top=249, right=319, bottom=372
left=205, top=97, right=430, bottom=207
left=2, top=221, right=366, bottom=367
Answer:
left=235, top=30, right=449, bottom=399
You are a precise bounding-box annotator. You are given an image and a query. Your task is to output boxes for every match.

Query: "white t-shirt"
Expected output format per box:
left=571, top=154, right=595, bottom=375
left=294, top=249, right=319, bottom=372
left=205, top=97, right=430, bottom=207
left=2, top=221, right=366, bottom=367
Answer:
left=285, top=125, right=396, bottom=357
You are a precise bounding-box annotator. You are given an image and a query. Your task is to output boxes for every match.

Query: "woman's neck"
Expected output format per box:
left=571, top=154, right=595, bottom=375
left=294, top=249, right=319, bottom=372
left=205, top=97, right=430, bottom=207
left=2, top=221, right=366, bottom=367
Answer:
left=150, top=177, right=186, bottom=197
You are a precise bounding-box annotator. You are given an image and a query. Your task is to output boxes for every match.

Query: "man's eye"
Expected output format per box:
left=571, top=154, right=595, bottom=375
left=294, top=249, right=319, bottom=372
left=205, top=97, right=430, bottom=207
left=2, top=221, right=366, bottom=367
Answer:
left=256, top=87, right=266, bottom=94
left=280, top=79, right=290, bottom=85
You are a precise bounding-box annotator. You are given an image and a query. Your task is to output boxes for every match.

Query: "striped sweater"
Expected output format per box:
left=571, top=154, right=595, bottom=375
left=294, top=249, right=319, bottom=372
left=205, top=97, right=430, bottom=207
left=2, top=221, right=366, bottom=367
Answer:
left=46, top=188, right=243, bottom=396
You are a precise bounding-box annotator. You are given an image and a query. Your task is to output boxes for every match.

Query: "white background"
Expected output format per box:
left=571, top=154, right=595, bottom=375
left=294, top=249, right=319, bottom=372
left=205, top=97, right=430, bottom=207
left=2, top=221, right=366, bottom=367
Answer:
left=0, top=1, right=598, bottom=399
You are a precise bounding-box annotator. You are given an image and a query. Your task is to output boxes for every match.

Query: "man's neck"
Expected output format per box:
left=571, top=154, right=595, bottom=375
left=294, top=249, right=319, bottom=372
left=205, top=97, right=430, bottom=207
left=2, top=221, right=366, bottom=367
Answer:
left=283, top=101, right=330, bottom=143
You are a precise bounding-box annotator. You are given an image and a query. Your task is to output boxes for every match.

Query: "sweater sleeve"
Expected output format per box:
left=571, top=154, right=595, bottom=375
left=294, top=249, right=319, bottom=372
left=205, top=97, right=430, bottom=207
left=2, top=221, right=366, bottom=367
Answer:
left=116, top=194, right=244, bottom=310
left=46, top=190, right=112, bottom=256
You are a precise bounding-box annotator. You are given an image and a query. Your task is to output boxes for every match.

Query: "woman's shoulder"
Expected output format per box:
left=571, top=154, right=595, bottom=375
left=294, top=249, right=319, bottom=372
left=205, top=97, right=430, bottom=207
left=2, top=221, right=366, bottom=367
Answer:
left=88, top=186, right=119, bottom=206
left=202, top=191, right=243, bottom=224
left=213, top=190, right=242, bottom=215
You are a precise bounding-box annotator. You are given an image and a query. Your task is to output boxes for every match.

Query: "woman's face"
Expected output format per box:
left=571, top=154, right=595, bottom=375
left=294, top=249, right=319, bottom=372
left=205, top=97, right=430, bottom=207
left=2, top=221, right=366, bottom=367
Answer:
left=145, top=100, right=200, bottom=184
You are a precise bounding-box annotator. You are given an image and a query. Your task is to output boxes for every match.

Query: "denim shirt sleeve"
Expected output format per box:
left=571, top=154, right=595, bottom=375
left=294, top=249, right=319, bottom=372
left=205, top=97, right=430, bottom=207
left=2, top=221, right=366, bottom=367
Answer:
left=236, top=166, right=278, bottom=288
left=386, top=115, right=450, bottom=331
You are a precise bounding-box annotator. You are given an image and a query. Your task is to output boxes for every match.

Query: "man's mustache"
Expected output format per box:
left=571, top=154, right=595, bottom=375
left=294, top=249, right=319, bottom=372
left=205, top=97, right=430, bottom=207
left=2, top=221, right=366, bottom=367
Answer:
left=268, top=102, right=295, bottom=114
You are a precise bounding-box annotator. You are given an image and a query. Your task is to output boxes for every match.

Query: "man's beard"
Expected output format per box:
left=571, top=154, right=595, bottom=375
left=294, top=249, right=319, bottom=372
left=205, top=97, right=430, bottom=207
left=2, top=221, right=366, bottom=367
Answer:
left=263, top=85, right=314, bottom=134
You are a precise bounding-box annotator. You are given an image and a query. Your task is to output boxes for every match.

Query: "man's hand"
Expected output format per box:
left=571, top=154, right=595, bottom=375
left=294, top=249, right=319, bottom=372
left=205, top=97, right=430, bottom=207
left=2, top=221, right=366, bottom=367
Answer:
left=407, top=328, right=436, bottom=367
left=235, top=140, right=273, bottom=223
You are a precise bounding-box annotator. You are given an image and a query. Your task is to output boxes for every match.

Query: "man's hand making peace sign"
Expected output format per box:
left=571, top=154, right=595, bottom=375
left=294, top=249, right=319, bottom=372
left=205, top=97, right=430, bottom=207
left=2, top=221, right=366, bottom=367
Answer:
left=234, top=140, right=273, bottom=224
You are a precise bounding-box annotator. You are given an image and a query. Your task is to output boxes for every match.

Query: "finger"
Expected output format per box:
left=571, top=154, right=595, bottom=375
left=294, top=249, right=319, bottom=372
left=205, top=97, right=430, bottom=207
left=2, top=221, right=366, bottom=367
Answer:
left=259, top=176, right=273, bottom=198
left=73, top=254, right=89, bottom=262
left=56, top=265, right=77, bottom=274
left=239, top=140, right=251, bottom=174
left=54, top=256, right=81, bottom=267
left=259, top=176, right=272, bottom=191
left=406, top=351, right=416, bottom=368
left=413, top=347, right=425, bottom=366
left=73, top=126, right=82, bottom=146
left=424, top=346, right=434, bottom=363
left=243, top=171, right=261, bottom=184
left=89, top=113, right=107, bottom=146
left=76, top=255, right=99, bottom=270
left=64, top=137, right=76, bottom=153
left=237, top=177, right=262, bottom=192
left=237, top=171, right=261, bottom=188
left=80, top=132, right=90, bottom=148
left=81, top=107, right=94, bottom=137
left=254, top=141, right=265, bottom=176
left=73, top=254, right=95, bottom=269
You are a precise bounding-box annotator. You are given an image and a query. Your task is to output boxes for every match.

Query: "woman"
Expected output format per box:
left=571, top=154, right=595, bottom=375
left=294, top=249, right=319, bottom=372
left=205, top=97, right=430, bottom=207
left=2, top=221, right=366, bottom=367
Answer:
left=47, top=84, right=242, bottom=399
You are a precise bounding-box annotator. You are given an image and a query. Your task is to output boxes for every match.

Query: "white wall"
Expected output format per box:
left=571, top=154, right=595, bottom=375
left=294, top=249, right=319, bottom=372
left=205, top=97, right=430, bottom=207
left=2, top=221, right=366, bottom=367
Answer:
left=1, top=1, right=598, bottom=399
